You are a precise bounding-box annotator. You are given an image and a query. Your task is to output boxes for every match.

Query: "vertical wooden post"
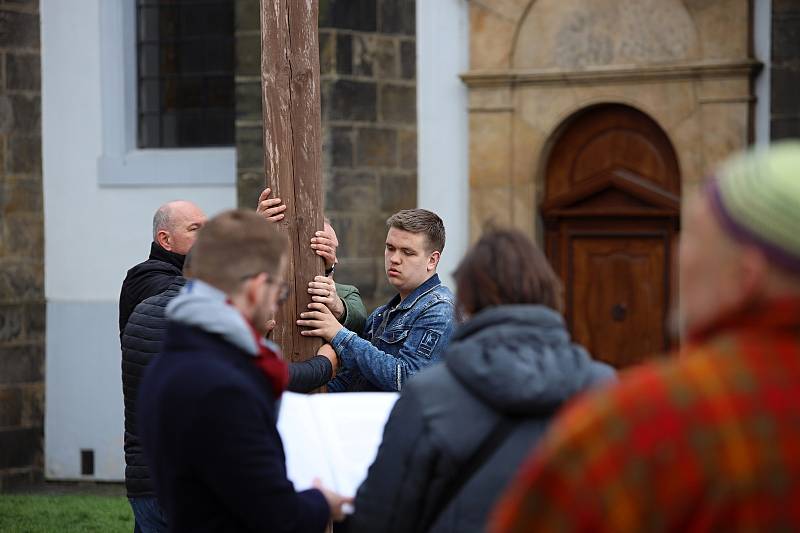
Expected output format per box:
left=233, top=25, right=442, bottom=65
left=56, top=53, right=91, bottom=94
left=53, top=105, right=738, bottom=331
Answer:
left=260, top=0, right=324, bottom=361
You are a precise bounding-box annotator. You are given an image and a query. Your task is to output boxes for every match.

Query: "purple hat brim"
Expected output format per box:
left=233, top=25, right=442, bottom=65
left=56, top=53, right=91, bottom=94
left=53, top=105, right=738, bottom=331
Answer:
left=706, top=179, right=800, bottom=273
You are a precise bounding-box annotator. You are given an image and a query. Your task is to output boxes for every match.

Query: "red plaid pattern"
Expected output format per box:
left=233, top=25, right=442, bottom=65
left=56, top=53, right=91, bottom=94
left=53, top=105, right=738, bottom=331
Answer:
left=491, top=299, right=800, bottom=532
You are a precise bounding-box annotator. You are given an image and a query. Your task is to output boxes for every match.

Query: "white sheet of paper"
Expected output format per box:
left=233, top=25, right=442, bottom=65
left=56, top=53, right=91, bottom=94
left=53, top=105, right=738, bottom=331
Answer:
left=277, top=392, right=399, bottom=498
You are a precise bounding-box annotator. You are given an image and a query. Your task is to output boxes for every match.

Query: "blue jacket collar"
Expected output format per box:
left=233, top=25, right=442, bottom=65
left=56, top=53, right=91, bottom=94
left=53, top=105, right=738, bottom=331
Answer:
left=389, top=273, right=442, bottom=311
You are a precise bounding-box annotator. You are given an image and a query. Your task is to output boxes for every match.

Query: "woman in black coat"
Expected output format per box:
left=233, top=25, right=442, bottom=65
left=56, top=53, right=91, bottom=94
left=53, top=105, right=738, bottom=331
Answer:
left=346, top=229, right=616, bottom=533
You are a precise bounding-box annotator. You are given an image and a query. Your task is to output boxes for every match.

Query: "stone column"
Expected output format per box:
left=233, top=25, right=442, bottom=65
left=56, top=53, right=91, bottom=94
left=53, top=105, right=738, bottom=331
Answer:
left=0, top=0, right=45, bottom=491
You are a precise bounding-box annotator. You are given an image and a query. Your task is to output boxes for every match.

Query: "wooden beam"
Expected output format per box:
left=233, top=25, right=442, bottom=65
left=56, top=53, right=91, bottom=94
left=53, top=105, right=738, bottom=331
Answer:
left=260, top=0, right=324, bottom=361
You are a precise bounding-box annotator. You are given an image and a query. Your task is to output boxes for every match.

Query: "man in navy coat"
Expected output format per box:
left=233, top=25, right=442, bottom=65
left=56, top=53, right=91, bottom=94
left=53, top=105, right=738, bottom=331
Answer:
left=138, top=209, right=349, bottom=532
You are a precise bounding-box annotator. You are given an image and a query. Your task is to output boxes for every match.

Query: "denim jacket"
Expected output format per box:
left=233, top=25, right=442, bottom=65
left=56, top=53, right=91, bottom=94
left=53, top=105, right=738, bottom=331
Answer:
left=327, top=274, right=456, bottom=392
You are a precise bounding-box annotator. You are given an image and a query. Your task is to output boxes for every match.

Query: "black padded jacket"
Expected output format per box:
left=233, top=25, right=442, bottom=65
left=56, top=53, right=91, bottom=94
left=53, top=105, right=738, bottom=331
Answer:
left=119, top=242, right=185, bottom=335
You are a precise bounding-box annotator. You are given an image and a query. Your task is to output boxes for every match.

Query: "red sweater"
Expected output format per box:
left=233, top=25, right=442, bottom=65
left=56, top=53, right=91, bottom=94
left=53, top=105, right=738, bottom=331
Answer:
left=492, top=299, right=800, bottom=532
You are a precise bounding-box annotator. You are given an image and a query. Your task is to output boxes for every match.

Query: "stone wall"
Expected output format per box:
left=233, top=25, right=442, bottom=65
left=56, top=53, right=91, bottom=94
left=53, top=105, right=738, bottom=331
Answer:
left=0, top=0, right=45, bottom=491
left=463, top=0, right=757, bottom=240
left=772, top=0, right=800, bottom=139
left=235, top=0, right=417, bottom=311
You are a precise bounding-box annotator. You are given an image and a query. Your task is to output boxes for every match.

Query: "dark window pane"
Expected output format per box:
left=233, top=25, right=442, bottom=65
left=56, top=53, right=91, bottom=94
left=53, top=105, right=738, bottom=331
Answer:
left=139, top=44, right=160, bottom=78
left=206, top=75, right=234, bottom=108
left=139, top=114, right=161, bottom=147
left=139, top=79, right=161, bottom=113
left=138, top=6, right=160, bottom=42
left=137, top=0, right=235, bottom=148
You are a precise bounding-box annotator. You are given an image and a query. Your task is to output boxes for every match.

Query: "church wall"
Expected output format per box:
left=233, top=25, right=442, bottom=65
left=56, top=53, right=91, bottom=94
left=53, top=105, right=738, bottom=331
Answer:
left=464, top=0, right=760, bottom=242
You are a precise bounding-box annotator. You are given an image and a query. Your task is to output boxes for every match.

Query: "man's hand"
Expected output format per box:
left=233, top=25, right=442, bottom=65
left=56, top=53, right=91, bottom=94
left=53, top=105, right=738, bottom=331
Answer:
left=256, top=188, right=287, bottom=222
left=311, top=228, right=338, bottom=270
left=308, top=276, right=345, bottom=320
left=312, top=478, right=353, bottom=522
left=264, top=319, right=276, bottom=338
left=297, top=302, right=344, bottom=342
left=317, top=343, right=339, bottom=375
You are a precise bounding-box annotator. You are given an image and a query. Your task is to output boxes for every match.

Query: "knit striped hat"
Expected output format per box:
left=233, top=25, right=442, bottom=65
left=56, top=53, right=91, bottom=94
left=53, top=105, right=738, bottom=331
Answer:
left=707, top=141, right=800, bottom=272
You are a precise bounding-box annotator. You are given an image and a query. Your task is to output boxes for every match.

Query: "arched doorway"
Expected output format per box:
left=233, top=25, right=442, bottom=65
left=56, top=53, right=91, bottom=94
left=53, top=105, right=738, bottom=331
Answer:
left=542, top=104, right=680, bottom=369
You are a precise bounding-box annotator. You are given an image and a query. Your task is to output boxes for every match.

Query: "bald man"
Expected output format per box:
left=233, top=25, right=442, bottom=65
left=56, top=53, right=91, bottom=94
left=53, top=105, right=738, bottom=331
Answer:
left=119, top=201, right=207, bottom=335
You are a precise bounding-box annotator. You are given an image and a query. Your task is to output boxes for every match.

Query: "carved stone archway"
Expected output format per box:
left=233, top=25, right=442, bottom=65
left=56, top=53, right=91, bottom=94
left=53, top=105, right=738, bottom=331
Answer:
left=463, top=0, right=759, bottom=243
left=542, top=104, right=680, bottom=367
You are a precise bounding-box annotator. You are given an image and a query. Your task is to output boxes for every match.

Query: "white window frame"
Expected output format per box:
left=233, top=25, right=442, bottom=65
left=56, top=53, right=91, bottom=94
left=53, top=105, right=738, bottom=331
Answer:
left=96, top=0, right=236, bottom=187
left=753, top=0, right=771, bottom=146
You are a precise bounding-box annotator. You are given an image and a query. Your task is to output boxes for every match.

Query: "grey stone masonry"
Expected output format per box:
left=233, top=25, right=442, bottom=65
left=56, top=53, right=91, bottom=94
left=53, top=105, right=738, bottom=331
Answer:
left=771, top=0, right=800, bottom=139
left=235, top=0, right=417, bottom=312
left=0, top=0, right=45, bottom=492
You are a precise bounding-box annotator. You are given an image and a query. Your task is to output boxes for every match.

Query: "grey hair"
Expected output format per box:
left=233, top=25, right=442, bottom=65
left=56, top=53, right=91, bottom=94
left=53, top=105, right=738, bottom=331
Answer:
left=152, top=204, right=173, bottom=241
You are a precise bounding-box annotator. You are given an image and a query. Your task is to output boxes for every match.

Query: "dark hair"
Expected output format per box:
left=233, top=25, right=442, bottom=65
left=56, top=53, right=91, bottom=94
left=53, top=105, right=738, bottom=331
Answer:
left=454, top=229, right=563, bottom=315
left=386, top=209, right=446, bottom=253
left=190, top=209, right=288, bottom=294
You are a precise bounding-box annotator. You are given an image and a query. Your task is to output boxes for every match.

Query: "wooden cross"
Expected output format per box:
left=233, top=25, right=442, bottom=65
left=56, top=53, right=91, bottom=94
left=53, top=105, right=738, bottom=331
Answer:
left=260, top=0, right=324, bottom=362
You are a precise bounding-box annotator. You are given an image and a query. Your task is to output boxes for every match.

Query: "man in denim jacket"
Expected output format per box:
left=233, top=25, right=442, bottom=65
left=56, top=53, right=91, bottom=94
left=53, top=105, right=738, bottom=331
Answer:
left=297, top=209, right=456, bottom=392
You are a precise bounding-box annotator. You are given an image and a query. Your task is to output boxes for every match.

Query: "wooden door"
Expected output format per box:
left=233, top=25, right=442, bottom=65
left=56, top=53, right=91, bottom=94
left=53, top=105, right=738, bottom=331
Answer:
left=543, top=105, right=680, bottom=369
left=566, top=227, right=671, bottom=367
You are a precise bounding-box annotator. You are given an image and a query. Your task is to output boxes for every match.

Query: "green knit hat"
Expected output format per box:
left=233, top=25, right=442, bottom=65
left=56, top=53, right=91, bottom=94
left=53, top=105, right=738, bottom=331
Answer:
left=707, top=141, right=800, bottom=272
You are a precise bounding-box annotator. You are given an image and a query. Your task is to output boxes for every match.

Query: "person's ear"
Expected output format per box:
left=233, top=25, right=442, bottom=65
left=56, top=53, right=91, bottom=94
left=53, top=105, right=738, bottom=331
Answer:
left=247, top=273, right=269, bottom=305
left=157, top=230, right=172, bottom=251
left=428, top=251, right=441, bottom=272
left=736, top=248, right=768, bottom=307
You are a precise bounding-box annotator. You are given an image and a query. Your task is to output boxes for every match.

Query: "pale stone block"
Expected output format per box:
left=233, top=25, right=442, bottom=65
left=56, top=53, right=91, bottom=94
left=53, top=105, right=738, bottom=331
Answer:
left=697, top=78, right=752, bottom=103
left=469, top=112, right=512, bottom=187
left=469, top=86, right=513, bottom=111
left=469, top=4, right=516, bottom=70
left=668, top=110, right=704, bottom=186
left=688, top=0, right=749, bottom=60
left=510, top=115, right=547, bottom=186
left=699, top=102, right=751, bottom=175
left=513, top=0, right=699, bottom=69
left=470, top=186, right=514, bottom=243
left=510, top=181, right=539, bottom=240
left=516, top=86, right=580, bottom=137
left=472, top=0, right=531, bottom=23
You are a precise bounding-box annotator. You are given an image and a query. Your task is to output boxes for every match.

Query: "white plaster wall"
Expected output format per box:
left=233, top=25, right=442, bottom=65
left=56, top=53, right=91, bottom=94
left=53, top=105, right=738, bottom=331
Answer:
left=753, top=0, right=771, bottom=146
left=417, top=0, right=470, bottom=290
left=42, top=0, right=236, bottom=480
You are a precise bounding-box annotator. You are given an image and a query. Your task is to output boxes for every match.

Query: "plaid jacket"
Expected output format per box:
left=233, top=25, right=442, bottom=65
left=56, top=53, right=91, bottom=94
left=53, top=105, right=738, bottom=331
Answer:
left=491, top=299, right=800, bottom=532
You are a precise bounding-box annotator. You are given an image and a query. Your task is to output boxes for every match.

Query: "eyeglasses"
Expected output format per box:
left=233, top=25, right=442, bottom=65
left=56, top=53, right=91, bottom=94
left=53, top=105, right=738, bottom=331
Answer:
left=267, top=278, right=290, bottom=305
left=240, top=272, right=290, bottom=305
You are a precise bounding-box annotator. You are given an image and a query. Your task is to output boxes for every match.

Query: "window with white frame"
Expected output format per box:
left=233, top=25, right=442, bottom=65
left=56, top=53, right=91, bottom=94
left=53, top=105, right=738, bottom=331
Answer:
left=96, top=1, right=236, bottom=186
left=137, top=0, right=235, bottom=148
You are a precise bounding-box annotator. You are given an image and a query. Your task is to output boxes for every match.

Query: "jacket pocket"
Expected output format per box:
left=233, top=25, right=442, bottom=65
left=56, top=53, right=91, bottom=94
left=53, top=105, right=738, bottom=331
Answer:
left=376, top=327, right=409, bottom=345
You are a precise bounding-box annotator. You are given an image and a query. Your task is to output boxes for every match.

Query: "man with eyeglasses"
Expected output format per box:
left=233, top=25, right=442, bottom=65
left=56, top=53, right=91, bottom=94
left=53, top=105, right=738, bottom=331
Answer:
left=138, top=210, right=351, bottom=532
left=121, top=199, right=342, bottom=533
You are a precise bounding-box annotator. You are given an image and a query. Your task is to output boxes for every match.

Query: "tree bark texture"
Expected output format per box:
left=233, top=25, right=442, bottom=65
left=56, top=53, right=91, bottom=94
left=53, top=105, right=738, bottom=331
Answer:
left=260, top=0, right=324, bottom=362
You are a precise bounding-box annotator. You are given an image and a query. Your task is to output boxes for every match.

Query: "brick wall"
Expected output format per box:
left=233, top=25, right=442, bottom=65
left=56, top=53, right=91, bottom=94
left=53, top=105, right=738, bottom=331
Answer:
left=771, top=0, right=800, bottom=139
left=235, top=0, right=417, bottom=311
left=0, top=0, right=45, bottom=491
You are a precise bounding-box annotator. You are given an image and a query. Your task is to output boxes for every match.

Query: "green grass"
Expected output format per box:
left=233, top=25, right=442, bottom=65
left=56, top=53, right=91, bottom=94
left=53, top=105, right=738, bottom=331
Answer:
left=0, top=494, right=133, bottom=533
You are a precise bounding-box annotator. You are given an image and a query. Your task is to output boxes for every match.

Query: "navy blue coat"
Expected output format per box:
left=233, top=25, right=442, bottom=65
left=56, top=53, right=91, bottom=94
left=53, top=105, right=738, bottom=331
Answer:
left=138, top=321, right=330, bottom=533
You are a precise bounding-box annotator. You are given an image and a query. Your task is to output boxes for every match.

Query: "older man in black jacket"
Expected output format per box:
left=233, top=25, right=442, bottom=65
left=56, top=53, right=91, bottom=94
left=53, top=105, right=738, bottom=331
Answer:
left=138, top=210, right=350, bottom=532
left=119, top=200, right=207, bottom=335
left=121, top=199, right=341, bottom=532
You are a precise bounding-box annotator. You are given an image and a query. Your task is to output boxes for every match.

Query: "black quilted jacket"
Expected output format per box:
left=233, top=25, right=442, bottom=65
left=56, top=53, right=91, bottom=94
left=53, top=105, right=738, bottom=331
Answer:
left=121, top=279, right=186, bottom=497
